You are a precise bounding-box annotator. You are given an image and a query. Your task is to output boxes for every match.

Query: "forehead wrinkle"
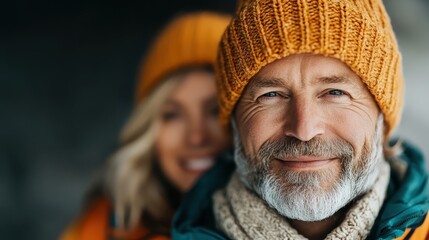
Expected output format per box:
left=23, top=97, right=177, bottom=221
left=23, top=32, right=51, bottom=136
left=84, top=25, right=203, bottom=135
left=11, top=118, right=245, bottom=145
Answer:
left=316, top=75, right=362, bottom=88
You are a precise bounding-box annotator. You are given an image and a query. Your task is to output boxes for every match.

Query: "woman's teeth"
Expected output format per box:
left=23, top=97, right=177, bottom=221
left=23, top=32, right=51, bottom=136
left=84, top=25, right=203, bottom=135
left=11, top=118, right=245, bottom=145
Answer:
left=184, top=158, right=214, bottom=171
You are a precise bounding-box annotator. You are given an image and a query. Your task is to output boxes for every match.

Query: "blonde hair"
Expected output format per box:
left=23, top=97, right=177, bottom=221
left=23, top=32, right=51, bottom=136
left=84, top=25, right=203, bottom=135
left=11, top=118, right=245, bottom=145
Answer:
left=102, top=75, right=182, bottom=230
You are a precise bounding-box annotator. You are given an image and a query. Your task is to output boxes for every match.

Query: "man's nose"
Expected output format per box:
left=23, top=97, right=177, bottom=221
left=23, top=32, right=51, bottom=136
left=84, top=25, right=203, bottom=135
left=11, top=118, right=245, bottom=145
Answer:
left=283, top=99, right=324, bottom=142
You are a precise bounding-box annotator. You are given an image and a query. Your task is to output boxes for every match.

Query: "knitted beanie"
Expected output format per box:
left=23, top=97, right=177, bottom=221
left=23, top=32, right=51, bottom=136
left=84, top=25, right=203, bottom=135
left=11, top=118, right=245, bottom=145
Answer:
left=135, top=12, right=231, bottom=102
left=216, top=0, right=403, bottom=137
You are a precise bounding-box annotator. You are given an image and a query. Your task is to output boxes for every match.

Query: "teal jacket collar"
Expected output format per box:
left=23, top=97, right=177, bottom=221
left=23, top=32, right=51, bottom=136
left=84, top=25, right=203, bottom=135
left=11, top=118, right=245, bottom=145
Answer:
left=172, top=141, right=429, bottom=240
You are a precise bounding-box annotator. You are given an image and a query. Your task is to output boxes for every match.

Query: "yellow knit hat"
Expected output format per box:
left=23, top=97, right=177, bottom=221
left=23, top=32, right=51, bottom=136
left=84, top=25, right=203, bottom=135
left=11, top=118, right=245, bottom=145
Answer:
left=216, top=0, right=404, bottom=137
left=136, top=12, right=231, bottom=102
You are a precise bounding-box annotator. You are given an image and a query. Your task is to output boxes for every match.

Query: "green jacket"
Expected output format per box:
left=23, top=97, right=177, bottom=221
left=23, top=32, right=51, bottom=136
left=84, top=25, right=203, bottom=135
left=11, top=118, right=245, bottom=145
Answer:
left=172, top=141, right=429, bottom=240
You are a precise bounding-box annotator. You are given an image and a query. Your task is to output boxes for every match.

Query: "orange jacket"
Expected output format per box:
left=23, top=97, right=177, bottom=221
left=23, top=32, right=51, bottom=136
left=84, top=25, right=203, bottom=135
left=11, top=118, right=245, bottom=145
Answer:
left=394, top=213, right=429, bottom=240
left=60, top=198, right=169, bottom=240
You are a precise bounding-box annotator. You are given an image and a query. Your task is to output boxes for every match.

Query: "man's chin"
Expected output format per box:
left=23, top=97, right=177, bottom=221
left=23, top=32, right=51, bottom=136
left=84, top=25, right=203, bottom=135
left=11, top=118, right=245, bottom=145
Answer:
left=259, top=174, right=353, bottom=222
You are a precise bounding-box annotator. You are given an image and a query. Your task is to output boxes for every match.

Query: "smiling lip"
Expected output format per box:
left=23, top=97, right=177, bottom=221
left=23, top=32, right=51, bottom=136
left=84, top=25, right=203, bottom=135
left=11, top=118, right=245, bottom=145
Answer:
left=275, top=156, right=336, bottom=169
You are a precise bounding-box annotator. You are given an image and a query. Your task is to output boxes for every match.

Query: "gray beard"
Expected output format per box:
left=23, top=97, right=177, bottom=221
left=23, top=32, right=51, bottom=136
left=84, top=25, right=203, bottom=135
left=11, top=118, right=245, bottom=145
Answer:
left=231, top=115, right=384, bottom=221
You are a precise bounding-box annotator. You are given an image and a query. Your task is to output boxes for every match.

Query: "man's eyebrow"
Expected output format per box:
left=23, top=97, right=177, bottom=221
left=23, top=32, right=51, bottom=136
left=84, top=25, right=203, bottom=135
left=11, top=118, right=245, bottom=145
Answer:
left=247, top=77, right=285, bottom=97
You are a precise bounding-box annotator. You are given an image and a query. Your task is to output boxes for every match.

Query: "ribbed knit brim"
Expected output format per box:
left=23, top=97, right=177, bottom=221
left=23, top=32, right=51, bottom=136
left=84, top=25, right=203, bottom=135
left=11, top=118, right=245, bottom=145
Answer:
left=216, top=0, right=403, bottom=138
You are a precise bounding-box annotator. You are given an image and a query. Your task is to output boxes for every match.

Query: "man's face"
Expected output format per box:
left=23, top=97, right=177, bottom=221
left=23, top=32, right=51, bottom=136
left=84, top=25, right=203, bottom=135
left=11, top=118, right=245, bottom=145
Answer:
left=234, top=53, right=382, bottom=221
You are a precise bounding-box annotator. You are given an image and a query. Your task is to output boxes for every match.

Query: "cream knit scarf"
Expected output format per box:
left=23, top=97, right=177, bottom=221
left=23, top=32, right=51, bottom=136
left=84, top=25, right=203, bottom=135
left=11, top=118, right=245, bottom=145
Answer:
left=213, top=161, right=390, bottom=240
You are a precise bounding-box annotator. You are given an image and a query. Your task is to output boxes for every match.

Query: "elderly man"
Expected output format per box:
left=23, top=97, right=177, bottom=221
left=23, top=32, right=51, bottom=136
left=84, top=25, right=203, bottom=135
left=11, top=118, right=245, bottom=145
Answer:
left=173, top=0, right=429, bottom=239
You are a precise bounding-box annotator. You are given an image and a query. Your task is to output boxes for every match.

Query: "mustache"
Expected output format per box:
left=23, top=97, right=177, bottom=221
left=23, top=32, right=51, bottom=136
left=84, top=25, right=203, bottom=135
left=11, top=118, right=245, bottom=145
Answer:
left=257, top=136, right=354, bottom=162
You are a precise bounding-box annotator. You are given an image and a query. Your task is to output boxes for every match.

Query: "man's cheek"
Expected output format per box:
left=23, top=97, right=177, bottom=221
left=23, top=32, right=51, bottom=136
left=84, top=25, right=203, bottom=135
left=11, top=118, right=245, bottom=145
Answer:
left=243, top=115, right=276, bottom=157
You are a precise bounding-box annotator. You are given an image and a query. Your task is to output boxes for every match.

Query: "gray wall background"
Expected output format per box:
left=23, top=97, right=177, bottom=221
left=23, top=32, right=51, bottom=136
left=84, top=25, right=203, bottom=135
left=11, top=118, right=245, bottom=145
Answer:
left=0, top=0, right=428, bottom=239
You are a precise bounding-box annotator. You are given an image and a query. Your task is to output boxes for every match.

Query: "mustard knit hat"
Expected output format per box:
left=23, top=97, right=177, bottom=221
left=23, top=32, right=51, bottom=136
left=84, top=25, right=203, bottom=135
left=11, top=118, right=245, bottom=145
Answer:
left=135, top=12, right=231, bottom=102
left=216, top=0, right=404, bottom=137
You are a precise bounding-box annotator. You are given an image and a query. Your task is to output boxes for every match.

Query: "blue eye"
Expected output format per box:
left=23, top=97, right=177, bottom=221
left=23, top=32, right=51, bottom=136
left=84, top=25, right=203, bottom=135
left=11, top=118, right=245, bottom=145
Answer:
left=328, top=90, right=344, bottom=95
left=262, top=92, right=279, bottom=97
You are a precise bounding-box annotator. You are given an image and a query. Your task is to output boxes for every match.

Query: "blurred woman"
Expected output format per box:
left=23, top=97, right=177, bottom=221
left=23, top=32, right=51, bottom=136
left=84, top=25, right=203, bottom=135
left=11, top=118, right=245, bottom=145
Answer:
left=61, top=11, right=231, bottom=240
